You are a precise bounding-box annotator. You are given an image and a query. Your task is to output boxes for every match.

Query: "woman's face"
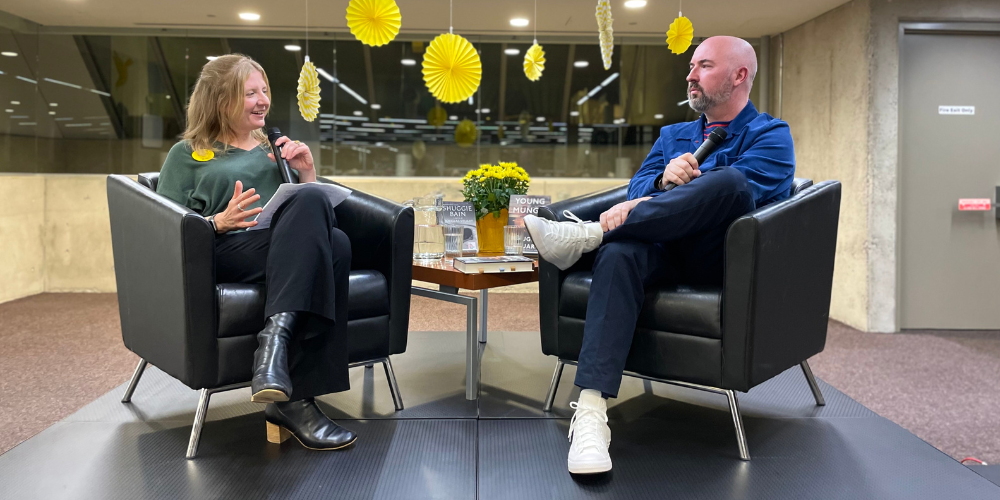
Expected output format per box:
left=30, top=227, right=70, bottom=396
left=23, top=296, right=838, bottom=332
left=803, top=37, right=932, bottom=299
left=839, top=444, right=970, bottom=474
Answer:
left=238, top=70, right=269, bottom=134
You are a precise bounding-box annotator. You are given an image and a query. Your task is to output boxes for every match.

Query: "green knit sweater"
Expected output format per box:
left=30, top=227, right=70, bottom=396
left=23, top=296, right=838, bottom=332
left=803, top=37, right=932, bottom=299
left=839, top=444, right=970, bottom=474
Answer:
left=156, top=141, right=283, bottom=219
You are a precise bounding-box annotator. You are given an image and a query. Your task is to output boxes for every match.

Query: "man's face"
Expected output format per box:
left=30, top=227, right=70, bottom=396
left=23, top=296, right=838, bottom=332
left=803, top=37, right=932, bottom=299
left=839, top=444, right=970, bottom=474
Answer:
left=686, top=44, right=734, bottom=114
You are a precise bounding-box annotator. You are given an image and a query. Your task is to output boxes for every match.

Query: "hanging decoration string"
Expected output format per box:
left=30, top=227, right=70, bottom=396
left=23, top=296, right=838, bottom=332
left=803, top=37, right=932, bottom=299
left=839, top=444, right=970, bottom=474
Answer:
left=450, top=0, right=454, bottom=34
left=533, top=0, right=537, bottom=44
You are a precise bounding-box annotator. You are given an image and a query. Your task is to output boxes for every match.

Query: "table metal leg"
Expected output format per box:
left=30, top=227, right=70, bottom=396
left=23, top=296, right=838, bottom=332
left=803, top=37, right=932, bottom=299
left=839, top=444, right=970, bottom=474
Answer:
left=466, top=294, right=479, bottom=400
left=479, top=289, right=488, bottom=343
left=411, top=286, right=481, bottom=401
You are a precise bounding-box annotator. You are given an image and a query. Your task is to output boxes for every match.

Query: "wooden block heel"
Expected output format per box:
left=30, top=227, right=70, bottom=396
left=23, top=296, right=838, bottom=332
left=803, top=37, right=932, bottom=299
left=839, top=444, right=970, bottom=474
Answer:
left=266, top=421, right=292, bottom=444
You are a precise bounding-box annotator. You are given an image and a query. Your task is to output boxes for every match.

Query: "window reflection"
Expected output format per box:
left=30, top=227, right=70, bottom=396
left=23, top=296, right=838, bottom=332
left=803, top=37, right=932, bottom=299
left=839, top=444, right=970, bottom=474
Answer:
left=0, top=20, right=760, bottom=178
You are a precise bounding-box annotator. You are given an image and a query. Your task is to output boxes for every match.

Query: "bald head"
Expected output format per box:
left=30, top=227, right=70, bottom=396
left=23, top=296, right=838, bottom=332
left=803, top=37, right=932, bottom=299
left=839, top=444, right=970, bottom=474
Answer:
left=685, top=36, right=758, bottom=118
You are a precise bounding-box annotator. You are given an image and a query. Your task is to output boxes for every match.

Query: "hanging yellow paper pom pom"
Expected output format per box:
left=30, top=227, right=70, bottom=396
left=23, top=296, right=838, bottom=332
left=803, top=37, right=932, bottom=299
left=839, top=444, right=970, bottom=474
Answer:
left=427, top=105, right=447, bottom=127
left=666, top=16, right=694, bottom=55
left=595, top=0, right=614, bottom=70
left=297, top=56, right=321, bottom=122
left=454, top=119, right=477, bottom=147
left=346, top=0, right=402, bottom=47
left=422, top=33, right=482, bottom=104
left=523, top=43, right=546, bottom=81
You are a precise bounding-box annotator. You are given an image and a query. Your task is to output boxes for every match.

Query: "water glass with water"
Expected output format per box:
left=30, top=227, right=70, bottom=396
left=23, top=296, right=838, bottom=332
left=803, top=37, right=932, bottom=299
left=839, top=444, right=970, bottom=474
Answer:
left=504, top=225, right=525, bottom=255
left=444, top=225, right=464, bottom=258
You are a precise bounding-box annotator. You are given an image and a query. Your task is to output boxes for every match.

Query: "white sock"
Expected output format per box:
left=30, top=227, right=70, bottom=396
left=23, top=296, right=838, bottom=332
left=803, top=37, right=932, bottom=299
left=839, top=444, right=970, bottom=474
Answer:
left=578, top=389, right=607, bottom=413
left=585, top=222, right=605, bottom=237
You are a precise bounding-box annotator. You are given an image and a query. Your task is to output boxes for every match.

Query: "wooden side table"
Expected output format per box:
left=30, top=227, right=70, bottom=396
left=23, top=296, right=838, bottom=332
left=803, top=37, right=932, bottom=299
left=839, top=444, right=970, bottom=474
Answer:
left=411, top=254, right=538, bottom=400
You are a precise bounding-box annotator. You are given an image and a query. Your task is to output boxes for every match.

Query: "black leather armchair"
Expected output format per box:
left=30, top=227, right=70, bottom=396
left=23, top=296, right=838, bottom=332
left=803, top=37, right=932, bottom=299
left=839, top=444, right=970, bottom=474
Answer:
left=538, top=178, right=841, bottom=460
left=106, top=173, right=414, bottom=458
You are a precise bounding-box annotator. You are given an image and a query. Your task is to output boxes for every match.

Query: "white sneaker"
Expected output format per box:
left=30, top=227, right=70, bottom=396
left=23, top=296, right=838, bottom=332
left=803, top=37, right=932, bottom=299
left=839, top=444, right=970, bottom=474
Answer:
left=567, top=399, right=612, bottom=474
left=523, top=211, right=603, bottom=271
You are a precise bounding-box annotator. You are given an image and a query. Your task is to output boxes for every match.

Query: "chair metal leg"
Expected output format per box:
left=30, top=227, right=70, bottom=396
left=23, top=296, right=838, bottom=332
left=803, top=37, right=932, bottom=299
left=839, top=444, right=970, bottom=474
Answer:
left=382, top=357, right=404, bottom=411
left=121, top=359, right=148, bottom=403
left=725, top=390, right=750, bottom=461
left=186, top=389, right=212, bottom=460
left=800, top=360, right=826, bottom=406
left=542, top=359, right=565, bottom=412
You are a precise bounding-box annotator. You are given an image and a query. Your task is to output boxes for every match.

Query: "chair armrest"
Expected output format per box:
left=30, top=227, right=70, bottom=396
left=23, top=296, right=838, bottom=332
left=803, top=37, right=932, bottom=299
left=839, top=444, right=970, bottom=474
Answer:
left=536, top=184, right=628, bottom=356
left=319, top=177, right=414, bottom=355
left=107, top=175, right=218, bottom=389
left=721, top=180, right=841, bottom=391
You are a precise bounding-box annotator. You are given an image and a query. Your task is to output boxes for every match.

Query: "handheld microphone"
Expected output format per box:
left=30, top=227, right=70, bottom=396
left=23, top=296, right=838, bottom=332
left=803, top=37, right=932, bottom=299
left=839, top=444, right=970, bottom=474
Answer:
left=663, top=127, right=729, bottom=191
left=267, top=127, right=295, bottom=184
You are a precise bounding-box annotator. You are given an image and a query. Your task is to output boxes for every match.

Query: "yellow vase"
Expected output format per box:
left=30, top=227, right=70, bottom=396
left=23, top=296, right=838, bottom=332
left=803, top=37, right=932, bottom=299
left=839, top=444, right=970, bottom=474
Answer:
left=476, top=209, right=508, bottom=254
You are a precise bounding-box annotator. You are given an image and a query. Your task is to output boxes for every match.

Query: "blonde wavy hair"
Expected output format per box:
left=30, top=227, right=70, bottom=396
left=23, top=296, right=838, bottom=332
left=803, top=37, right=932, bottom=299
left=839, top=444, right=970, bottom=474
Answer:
left=182, top=54, right=271, bottom=154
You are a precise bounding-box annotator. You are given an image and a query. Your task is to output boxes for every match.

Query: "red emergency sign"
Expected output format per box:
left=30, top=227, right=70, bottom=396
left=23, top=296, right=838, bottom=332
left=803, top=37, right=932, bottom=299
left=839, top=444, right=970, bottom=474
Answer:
left=958, top=199, right=992, bottom=211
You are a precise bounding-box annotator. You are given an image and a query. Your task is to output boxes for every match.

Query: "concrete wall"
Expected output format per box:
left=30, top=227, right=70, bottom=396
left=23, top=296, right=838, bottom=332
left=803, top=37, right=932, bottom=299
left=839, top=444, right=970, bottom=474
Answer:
left=777, top=0, right=872, bottom=331
left=0, top=174, right=625, bottom=304
left=0, top=175, right=45, bottom=303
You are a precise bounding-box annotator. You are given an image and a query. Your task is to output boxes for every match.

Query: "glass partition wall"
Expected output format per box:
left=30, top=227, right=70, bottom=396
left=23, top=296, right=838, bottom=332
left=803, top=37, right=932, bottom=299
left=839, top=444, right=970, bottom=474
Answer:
left=0, top=23, right=760, bottom=178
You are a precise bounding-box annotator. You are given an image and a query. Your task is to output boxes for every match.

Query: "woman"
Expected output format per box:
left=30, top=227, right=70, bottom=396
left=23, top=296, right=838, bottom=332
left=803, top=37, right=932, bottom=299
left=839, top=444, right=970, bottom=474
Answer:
left=156, top=54, right=356, bottom=451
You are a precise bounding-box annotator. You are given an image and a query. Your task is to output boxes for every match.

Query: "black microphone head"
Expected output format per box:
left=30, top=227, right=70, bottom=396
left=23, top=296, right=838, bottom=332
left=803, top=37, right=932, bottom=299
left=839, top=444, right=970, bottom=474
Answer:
left=267, top=127, right=282, bottom=142
left=707, top=127, right=728, bottom=144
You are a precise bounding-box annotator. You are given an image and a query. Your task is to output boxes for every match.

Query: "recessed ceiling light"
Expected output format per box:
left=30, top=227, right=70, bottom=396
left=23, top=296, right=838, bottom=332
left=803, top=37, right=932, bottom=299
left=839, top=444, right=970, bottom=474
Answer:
left=1, top=51, right=17, bottom=57
left=166, top=95, right=171, bottom=99
left=654, top=113, right=664, bottom=119
left=624, top=0, right=647, bottom=8
left=574, top=61, right=589, bottom=68
left=4, top=109, right=11, bottom=113
left=536, top=116, right=545, bottom=122
left=449, top=115, right=458, bottom=120
left=478, top=108, right=491, bottom=114
left=49, top=103, right=57, bottom=107
left=48, top=111, right=56, bottom=115
left=570, top=111, right=579, bottom=117
left=401, top=58, right=416, bottom=66
left=504, top=48, right=520, bottom=56
left=238, top=12, right=260, bottom=21
left=10, top=100, right=19, bottom=105
left=206, top=56, right=218, bottom=61
left=371, top=104, right=381, bottom=110
left=510, top=18, right=529, bottom=27
left=284, top=45, right=301, bottom=52
left=353, top=110, right=364, bottom=116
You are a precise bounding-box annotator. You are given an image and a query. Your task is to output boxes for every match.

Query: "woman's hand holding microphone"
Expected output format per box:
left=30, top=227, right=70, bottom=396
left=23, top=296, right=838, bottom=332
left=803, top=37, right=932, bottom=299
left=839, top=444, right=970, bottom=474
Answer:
left=208, top=180, right=263, bottom=234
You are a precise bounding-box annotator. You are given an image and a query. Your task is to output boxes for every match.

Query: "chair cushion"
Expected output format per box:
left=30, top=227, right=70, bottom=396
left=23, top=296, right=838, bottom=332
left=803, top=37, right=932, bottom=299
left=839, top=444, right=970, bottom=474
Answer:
left=559, top=271, right=722, bottom=340
left=216, top=270, right=389, bottom=338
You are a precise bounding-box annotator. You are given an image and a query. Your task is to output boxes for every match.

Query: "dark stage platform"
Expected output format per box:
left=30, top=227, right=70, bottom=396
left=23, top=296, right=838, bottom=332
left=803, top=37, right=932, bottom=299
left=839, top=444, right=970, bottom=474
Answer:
left=0, top=330, right=996, bottom=499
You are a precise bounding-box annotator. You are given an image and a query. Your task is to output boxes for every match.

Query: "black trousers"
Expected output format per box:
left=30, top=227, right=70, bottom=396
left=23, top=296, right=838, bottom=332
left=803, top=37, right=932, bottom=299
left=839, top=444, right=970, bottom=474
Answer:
left=214, top=185, right=352, bottom=401
left=573, top=166, right=757, bottom=398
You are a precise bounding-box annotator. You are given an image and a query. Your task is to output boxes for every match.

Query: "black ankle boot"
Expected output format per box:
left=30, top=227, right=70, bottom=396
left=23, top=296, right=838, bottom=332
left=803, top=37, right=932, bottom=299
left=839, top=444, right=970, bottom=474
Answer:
left=251, top=312, right=296, bottom=403
left=264, top=399, right=357, bottom=450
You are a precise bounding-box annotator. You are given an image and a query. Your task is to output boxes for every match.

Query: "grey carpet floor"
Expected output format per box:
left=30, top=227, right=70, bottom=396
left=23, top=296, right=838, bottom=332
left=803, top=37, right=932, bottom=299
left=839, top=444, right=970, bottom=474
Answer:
left=0, top=292, right=997, bottom=464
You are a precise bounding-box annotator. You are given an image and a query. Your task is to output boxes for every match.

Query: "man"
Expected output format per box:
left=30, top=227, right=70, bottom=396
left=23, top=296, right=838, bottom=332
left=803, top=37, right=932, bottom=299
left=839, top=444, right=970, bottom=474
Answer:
left=523, top=36, right=795, bottom=474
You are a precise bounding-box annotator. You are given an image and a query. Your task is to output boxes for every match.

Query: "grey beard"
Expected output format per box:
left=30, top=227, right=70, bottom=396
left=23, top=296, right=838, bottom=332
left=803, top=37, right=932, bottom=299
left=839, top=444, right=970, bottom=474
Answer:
left=688, top=81, right=734, bottom=114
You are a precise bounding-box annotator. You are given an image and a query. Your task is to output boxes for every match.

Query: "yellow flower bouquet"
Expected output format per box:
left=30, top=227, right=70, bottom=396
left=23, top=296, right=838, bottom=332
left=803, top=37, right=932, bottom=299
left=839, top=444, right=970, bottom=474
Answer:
left=461, top=162, right=530, bottom=252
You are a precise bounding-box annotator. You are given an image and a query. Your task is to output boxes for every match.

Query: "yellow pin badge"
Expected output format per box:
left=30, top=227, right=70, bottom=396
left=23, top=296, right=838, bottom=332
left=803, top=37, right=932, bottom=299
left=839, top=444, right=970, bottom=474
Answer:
left=192, top=149, right=214, bottom=162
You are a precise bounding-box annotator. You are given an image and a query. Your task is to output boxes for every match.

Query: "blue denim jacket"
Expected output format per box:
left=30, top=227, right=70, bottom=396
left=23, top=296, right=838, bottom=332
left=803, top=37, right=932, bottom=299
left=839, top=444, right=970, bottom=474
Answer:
left=628, top=101, right=795, bottom=207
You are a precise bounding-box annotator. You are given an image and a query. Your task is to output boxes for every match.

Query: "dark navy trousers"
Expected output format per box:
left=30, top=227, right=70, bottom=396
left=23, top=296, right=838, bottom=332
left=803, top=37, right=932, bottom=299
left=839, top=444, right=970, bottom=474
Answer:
left=573, top=166, right=756, bottom=398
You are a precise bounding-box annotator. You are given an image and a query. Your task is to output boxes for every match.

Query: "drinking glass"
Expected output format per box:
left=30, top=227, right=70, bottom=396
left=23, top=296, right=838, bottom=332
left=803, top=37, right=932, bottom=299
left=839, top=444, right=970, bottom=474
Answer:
left=444, top=225, right=463, bottom=258
left=413, top=224, right=445, bottom=260
left=504, top=225, right=525, bottom=255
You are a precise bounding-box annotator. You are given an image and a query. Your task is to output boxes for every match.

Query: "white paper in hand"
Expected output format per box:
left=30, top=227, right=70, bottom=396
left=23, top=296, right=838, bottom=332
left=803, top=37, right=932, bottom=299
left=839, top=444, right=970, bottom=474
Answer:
left=247, top=183, right=352, bottom=231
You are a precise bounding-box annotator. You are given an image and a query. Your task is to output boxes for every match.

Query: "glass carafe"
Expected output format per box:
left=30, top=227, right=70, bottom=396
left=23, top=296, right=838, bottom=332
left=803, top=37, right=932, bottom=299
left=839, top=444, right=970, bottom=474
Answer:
left=407, top=194, right=445, bottom=260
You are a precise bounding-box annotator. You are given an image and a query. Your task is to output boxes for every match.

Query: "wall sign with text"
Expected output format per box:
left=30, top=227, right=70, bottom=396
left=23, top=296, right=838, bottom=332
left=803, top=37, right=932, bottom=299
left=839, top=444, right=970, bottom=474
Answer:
left=938, top=106, right=975, bottom=115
